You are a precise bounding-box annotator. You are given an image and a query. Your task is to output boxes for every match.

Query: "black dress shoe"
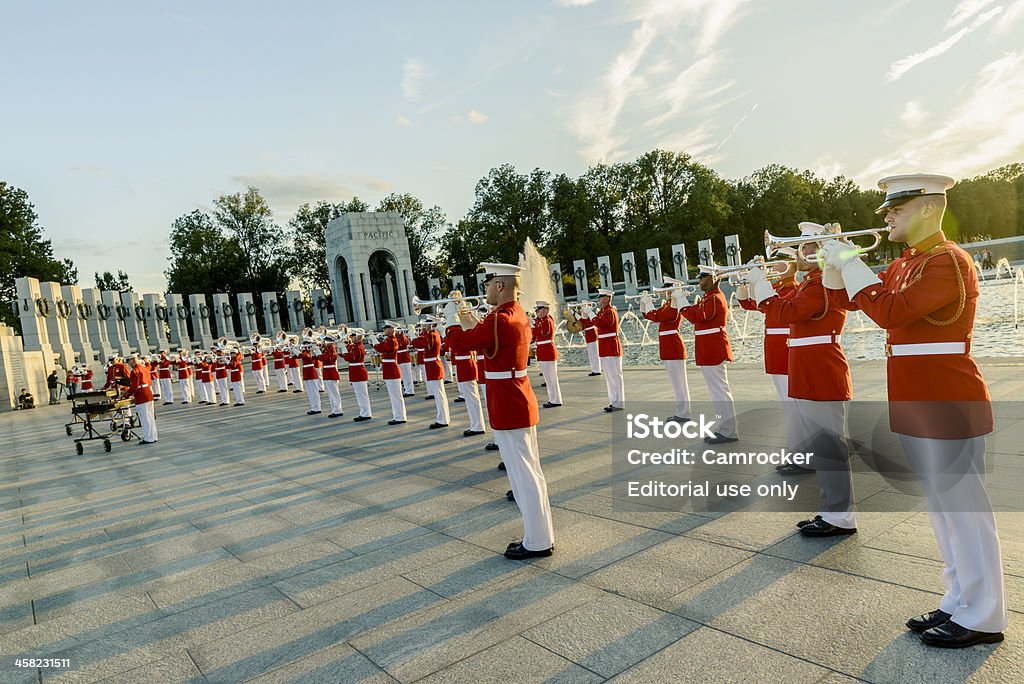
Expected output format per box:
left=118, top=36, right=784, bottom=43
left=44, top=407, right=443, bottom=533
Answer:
left=428, top=422, right=449, bottom=429
left=328, top=413, right=343, bottom=418
left=907, top=609, right=952, bottom=633
left=306, top=410, right=322, bottom=415
left=777, top=463, right=814, bottom=475
left=506, top=490, right=515, bottom=501
left=705, top=432, right=738, bottom=445
left=666, top=416, right=692, bottom=424
left=497, top=461, right=506, bottom=470
left=444, top=380, right=452, bottom=384
left=353, top=416, right=372, bottom=422
left=796, top=515, right=822, bottom=529
left=388, top=419, right=406, bottom=425
left=543, top=402, right=562, bottom=408
left=504, top=542, right=553, bottom=559
left=541, top=382, right=546, bottom=387
left=454, top=397, right=465, bottom=403
left=464, top=429, right=485, bottom=436
left=403, top=393, right=415, bottom=397
left=588, top=372, right=602, bottom=377
left=485, top=443, right=499, bottom=451
left=181, top=401, right=188, bottom=405
left=799, top=519, right=857, bottom=537
left=256, top=390, right=264, bottom=394
left=603, top=405, right=623, bottom=413
left=293, top=390, right=302, bottom=394
left=234, top=403, right=245, bottom=407
left=921, top=621, right=1003, bottom=648
left=278, top=389, right=287, bottom=393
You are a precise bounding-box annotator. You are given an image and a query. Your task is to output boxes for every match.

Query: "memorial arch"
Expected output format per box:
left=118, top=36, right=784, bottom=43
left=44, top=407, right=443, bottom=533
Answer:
left=325, top=212, right=415, bottom=330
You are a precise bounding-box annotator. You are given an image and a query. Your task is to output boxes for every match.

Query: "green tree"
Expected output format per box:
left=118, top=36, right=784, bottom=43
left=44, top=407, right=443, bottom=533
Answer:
left=286, top=197, right=374, bottom=291
left=0, top=182, right=77, bottom=329
left=164, top=210, right=245, bottom=294
left=468, top=164, right=551, bottom=264
left=213, top=186, right=289, bottom=293
left=438, top=219, right=486, bottom=293
left=376, top=193, right=447, bottom=297
left=94, top=270, right=132, bottom=292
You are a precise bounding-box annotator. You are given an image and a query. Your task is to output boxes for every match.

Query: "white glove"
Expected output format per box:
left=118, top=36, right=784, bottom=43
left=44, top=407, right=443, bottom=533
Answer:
left=745, top=266, right=766, bottom=287
left=821, top=262, right=845, bottom=290
left=747, top=266, right=776, bottom=304
left=639, top=293, right=655, bottom=314
left=840, top=257, right=882, bottom=299
left=819, top=239, right=859, bottom=269
left=671, top=289, right=690, bottom=308
left=580, top=303, right=595, bottom=319
left=735, top=283, right=750, bottom=300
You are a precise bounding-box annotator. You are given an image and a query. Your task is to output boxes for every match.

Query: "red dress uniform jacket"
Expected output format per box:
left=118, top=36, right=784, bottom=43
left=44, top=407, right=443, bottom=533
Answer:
left=476, top=356, right=486, bottom=386
left=197, top=362, right=211, bottom=383
left=299, top=351, right=320, bottom=381
left=341, top=342, right=369, bottom=382
left=444, top=325, right=479, bottom=380
left=228, top=359, right=243, bottom=383
left=395, top=332, right=412, bottom=365
left=286, top=353, right=299, bottom=370
left=214, top=361, right=228, bottom=379
left=759, top=270, right=850, bottom=402
left=176, top=360, right=192, bottom=380
left=128, top=364, right=154, bottom=405
left=320, top=345, right=341, bottom=381
left=149, top=361, right=159, bottom=379
left=412, top=330, right=444, bottom=381
left=374, top=336, right=402, bottom=380
left=642, top=303, right=686, bottom=360
left=531, top=315, right=558, bottom=362
left=581, top=317, right=598, bottom=344
left=739, top=278, right=797, bottom=375
left=249, top=351, right=266, bottom=371
left=81, top=369, right=94, bottom=390
left=104, top=362, right=130, bottom=389
left=680, top=287, right=734, bottom=366
left=591, top=306, right=622, bottom=357
left=451, top=301, right=538, bottom=430
left=852, top=236, right=992, bottom=438
left=272, top=350, right=286, bottom=370
left=158, top=358, right=172, bottom=379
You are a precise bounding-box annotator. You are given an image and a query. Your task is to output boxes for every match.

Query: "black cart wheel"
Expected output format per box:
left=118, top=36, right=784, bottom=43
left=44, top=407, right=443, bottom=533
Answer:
left=121, top=429, right=131, bottom=442
left=110, top=421, right=118, bottom=431
left=66, top=426, right=73, bottom=436
left=75, top=442, right=84, bottom=455
left=103, top=439, right=112, bottom=452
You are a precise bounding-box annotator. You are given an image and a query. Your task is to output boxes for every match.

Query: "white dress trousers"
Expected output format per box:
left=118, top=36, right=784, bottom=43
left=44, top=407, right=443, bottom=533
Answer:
left=385, top=378, right=407, bottom=421
left=275, top=368, right=288, bottom=391
left=700, top=363, right=737, bottom=439
left=458, top=380, right=484, bottom=432
left=400, top=362, right=415, bottom=394
left=136, top=400, right=158, bottom=442
left=159, top=377, right=173, bottom=403
left=426, top=379, right=450, bottom=425
left=324, top=379, right=343, bottom=415
left=351, top=381, right=372, bottom=418
left=663, top=359, right=691, bottom=419
left=230, top=381, right=245, bottom=405
left=538, top=360, right=563, bottom=405
left=178, top=378, right=193, bottom=403
left=771, top=373, right=802, bottom=452
left=586, top=341, right=601, bottom=374
left=304, top=379, right=321, bottom=412
left=600, top=355, right=624, bottom=408
left=793, top=398, right=855, bottom=529
left=494, top=426, right=554, bottom=551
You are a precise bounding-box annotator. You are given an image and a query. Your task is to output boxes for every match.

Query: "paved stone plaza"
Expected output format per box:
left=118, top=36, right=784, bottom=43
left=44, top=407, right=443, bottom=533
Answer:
left=2, top=360, right=1023, bottom=683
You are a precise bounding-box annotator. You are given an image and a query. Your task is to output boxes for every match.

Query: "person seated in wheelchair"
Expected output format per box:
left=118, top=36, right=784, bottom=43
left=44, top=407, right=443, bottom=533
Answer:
left=18, top=389, right=35, bottom=409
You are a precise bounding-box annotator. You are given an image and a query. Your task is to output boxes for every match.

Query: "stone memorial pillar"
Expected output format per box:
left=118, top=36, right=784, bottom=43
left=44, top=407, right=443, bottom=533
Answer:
left=212, top=293, right=237, bottom=340
left=596, top=256, right=613, bottom=291
left=285, top=290, right=305, bottom=332
left=165, top=293, right=192, bottom=350
left=61, top=284, right=97, bottom=365
left=311, top=288, right=331, bottom=326
left=262, top=291, right=282, bottom=334
left=645, top=248, right=663, bottom=287
left=697, top=239, right=714, bottom=268
left=451, top=276, right=466, bottom=295
left=671, top=244, right=689, bottom=280
left=189, top=294, right=214, bottom=348
left=237, top=293, right=259, bottom=339
left=724, top=234, right=743, bottom=267
left=143, top=293, right=170, bottom=350
left=121, top=291, right=150, bottom=355
left=549, top=264, right=564, bottom=304
left=81, top=288, right=114, bottom=360
left=572, top=260, right=589, bottom=300
left=39, top=281, right=77, bottom=368
left=473, top=273, right=487, bottom=297
left=620, top=252, right=638, bottom=296
left=427, top=278, right=442, bottom=300
left=14, top=277, right=51, bottom=352
left=102, top=291, right=132, bottom=356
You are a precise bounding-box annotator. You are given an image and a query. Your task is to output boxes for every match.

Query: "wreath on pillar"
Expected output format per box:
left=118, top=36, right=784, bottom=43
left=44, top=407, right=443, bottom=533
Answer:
left=115, top=304, right=129, bottom=320
left=245, top=301, right=257, bottom=316
left=221, top=302, right=234, bottom=317
left=134, top=304, right=146, bottom=320
left=56, top=299, right=72, bottom=319
left=199, top=303, right=211, bottom=318
left=176, top=303, right=190, bottom=319
left=98, top=303, right=111, bottom=320
left=550, top=269, right=561, bottom=284
left=269, top=300, right=280, bottom=314
left=156, top=306, right=169, bottom=321
left=35, top=297, right=52, bottom=318
left=622, top=260, right=634, bottom=283
left=316, top=297, right=328, bottom=312
left=292, top=299, right=303, bottom=313
left=77, top=302, right=92, bottom=319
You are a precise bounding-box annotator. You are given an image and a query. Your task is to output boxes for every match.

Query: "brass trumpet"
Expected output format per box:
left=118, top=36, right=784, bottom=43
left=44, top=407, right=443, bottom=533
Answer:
left=699, top=259, right=793, bottom=284
left=765, top=226, right=889, bottom=259
left=412, top=291, right=481, bottom=315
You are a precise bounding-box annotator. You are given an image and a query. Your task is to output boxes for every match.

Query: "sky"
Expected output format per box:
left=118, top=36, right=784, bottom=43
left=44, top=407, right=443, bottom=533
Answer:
left=3, top=0, right=1023, bottom=292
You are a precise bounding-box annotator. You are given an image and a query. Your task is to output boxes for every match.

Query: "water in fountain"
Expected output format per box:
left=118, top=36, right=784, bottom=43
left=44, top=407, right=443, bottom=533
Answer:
left=995, top=257, right=1013, bottom=279
left=518, top=238, right=558, bottom=320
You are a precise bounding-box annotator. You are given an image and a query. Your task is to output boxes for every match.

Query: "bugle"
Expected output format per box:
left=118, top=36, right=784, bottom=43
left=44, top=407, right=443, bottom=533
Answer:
left=765, top=225, right=889, bottom=259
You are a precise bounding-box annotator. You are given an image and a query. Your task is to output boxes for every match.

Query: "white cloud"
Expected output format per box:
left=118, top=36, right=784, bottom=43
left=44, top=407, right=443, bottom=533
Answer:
left=228, top=172, right=393, bottom=218
left=859, top=52, right=1024, bottom=182
left=567, top=0, right=751, bottom=163
left=401, top=58, right=430, bottom=100
left=994, top=0, right=1024, bottom=33
left=467, top=109, right=488, bottom=124
left=900, top=100, right=928, bottom=128
left=886, top=5, right=1002, bottom=81
left=555, top=0, right=599, bottom=6
left=811, top=160, right=844, bottom=181
left=395, top=115, right=413, bottom=127
left=945, top=0, right=995, bottom=29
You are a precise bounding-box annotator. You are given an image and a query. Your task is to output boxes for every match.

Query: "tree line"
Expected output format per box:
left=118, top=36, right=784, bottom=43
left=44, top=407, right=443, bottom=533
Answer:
left=4, top=154, right=1023, bottom=331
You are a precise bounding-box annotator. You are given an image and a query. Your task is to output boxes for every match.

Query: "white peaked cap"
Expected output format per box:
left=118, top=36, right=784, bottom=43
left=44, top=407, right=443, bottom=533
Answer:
left=876, top=173, right=955, bottom=213
left=663, top=276, right=686, bottom=286
left=383, top=320, right=398, bottom=328
left=798, top=222, right=828, bottom=236
left=535, top=300, right=551, bottom=308
left=479, top=263, right=523, bottom=282
left=597, top=288, right=613, bottom=297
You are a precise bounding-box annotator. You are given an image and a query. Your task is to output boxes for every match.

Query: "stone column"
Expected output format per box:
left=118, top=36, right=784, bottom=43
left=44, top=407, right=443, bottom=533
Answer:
left=473, top=273, right=487, bottom=298
left=261, top=292, right=283, bottom=334
left=189, top=294, right=214, bottom=348
left=237, top=293, right=258, bottom=339
left=81, top=288, right=114, bottom=360
left=102, top=291, right=132, bottom=356
left=620, top=252, right=638, bottom=296
left=61, top=284, right=97, bottom=365
left=400, top=269, right=415, bottom=324
left=14, top=277, right=50, bottom=352
left=697, top=239, right=714, bottom=268
left=724, top=234, right=743, bottom=266
left=596, top=257, right=612, bottom=292
left=165, top=293, right=193, bottom=350
left=548, top=264, right=564, bottom=304
left=285, top=290, right=305, bottom=332
left=38, top=281, right=77, bottom=368
left=311, top=288, right=330, bottom=326
left=427, top=278, right=442, bottom=300
left=121, top=291, right=150, bottom=355
left=451, top=276, right=466, bottom=295
left=645, top=248, right=663, bottom=287
left=212, top=293, right=237, bottom=340
left=671, top=244, right=689, bottom=280
left=572, top=260, right=589, bottom=300
left=355, top=271, right=376, bottom=330
left=143, top=293, right=170, bottom=350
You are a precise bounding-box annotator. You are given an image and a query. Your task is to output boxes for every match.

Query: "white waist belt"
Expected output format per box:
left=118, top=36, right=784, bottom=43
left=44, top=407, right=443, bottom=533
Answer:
left=789, top=334, right=841, bottom=347
left=424, top=357, right=438, bottom=362
left=659, top=330, right=681, bottom=336
left=139, top=383, right=149, bottom=388
left=454, top=355, right=472, bottom=360
left=889, top=342, right=967, bottom=357
left=597, top=332, right=617, bottom=339
left=348, top=362, right=364, bottom=366
left=302, top=364, right=315, bottom=368
left=536, top=340, right=553, bottom=345
left=381, top=359, right=396, bottom=363
left=765, top=328, right=789, bottom=335
left=694, top=327, right=722, bottom=336
left=485, top=369, right=528, bottom=380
